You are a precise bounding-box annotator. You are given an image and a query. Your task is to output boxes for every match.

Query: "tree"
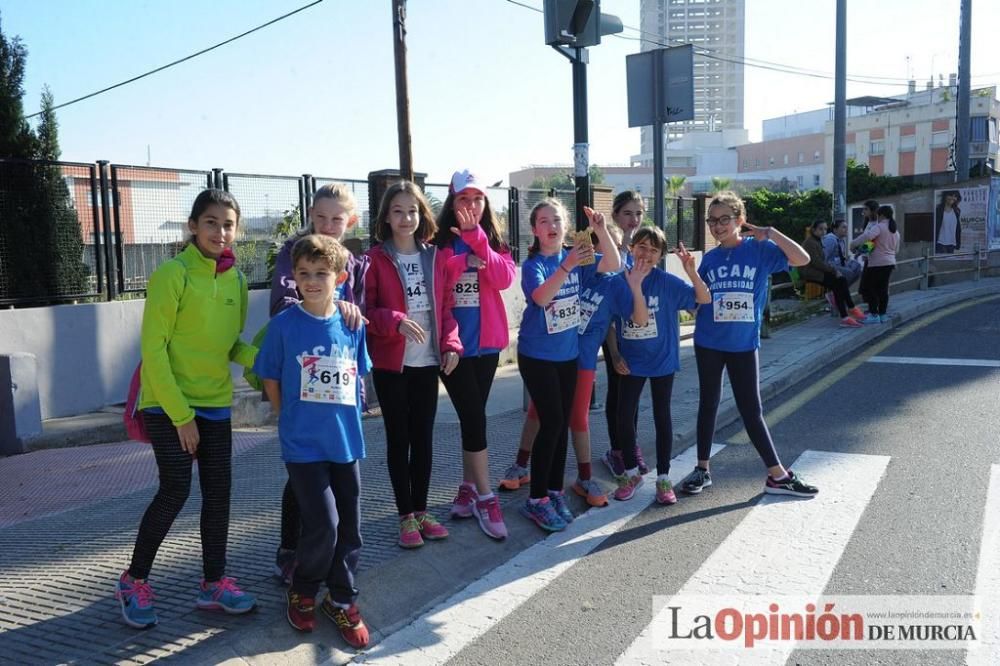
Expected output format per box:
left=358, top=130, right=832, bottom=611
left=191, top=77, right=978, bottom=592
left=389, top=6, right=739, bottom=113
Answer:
left=710, top=176, right=733, bottom=193
left=665, top=175, right=687, bottom=198
left=0, top=15, right=34, bottom=158
left=845, top=158, right=921, bottom=204
left=743, top=187, right=832, bottom=242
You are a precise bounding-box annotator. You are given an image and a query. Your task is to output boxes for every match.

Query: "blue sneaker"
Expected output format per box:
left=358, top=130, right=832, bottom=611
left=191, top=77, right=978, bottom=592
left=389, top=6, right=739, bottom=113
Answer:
left=862, top=314, right=882, bottom=325
left=196, top=577, right=257, bottom=614
left=116, top=571, right=158, bottom=629
left=519, top=497, right=567, bottom=532
left=879, top=314, right=891, bottom=324
left=547, top=490, right=575, bottom=524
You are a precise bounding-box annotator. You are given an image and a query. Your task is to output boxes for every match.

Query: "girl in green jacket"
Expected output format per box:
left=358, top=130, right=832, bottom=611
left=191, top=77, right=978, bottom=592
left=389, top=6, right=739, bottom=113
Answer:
left=116, top=189, right=258, bottom=629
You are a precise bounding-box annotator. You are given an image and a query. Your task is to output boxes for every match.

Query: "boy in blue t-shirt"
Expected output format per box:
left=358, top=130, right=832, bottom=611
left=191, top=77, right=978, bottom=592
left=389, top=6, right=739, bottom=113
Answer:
left=253, top=235, right=371, bottom=648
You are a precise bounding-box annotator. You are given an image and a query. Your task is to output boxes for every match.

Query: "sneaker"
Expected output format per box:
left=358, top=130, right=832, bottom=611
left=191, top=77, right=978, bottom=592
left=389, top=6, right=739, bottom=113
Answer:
left=286, top=590, right=316, bottom=632
left=547, top=490, right=574, bottom=524
left=322, top=597, right=370, bottom=649
left=862, top=314, right=882, bottom=325
left=879, top=314, right=891, bottom=324
left=450, top=482, right=476, bottom=518
left=498, top=463, right=531, bottom=491
left=415, top=511, right=449, bottom=540
left=764, top=470, right=819, bottom=498
left=600, top=450, right=625, bottom=477
left=655, top=477, right=678, bottom=505
left=518, top=497, right=567, bottom=532
left=848, top=306, right=865, bottom=320
left=398, top=514, right=424, bottom=549
left=634, top=446, right=650, bottom=475
left=680, top=467, right=712, bottom=495
left=274, top=547, right=296, bottom=586
left=839, top=316, right=863, bottom=328
left=197, top=577, right=257, bottom=614
left=572, top=477, right=609, bottom=507
left=613, top=474, right=644, bottom=501
left=473, top=495, right=508, bottom=540
left=115, top=571, right=158, bottom=629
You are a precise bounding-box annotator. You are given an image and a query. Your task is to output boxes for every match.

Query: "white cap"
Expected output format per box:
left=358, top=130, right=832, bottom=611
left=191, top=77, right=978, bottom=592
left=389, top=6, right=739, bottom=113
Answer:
left=449, top=169, right=485, bottom=195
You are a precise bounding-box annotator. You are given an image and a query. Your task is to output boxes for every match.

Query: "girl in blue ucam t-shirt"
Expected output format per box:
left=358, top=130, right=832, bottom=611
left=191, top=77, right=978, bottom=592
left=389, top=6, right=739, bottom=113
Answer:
left=517, top=199, right=620, bottom=532
left=612, top=228, right=711, bottom=505
left=679, top=191, right=820, bottom=499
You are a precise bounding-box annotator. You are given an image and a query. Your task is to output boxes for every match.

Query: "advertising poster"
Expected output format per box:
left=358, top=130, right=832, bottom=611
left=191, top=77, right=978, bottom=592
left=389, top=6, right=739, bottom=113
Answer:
left=988, top=177, right=1000, bottom=251
left=933, top=185, right=989, bottom=256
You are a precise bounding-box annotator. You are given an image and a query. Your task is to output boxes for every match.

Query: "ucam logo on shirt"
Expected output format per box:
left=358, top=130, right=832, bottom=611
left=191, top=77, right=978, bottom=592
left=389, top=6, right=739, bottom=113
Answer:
left=703, top=263, right=759, bottom=291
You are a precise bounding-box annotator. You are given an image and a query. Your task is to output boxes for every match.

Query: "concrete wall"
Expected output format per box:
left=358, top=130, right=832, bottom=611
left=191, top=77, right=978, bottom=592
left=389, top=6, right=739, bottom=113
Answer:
left=0, top=291, right=271, bottom=420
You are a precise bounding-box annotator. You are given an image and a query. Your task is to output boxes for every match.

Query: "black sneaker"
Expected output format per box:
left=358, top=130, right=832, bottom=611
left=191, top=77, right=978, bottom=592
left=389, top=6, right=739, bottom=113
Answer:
left=680, top=467, right=712, bottom=495
left=764, top=470, right=818, bottom=498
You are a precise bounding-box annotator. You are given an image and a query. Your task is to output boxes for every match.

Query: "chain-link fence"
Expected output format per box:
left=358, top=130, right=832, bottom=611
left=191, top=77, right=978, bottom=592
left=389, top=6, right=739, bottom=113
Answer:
left=0, top=159, right=104, bottom=305
left=109, top=164, right=213, bottom=293
left=642, top=195, right=700, bottom=249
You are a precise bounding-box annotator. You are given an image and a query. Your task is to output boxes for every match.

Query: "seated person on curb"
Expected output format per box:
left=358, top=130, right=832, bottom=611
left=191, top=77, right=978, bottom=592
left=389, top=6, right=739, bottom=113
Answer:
left=253, top=234, right=370, bottom=648
left=799, top=220, right=865, bottom=328
left=822, top=219, right=862, bottom=288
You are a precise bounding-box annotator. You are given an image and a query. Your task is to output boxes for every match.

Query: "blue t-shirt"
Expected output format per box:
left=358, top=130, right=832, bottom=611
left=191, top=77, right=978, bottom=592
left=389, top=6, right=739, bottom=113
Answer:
left=616, top=268, right=697, bottom=377
left=517, top=249, right=599, bottom=362
left=450, top=237, right=500, bottom=358
left=578, top=273, right=634, bottom=371
left=253, top=305, right=370, bottom=464
left=694, top=237, right=787, bottom=352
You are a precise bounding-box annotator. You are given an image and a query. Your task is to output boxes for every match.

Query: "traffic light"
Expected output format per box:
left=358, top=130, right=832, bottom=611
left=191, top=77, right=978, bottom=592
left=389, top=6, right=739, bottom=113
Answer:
left=543, top=0, right=623, bottom=48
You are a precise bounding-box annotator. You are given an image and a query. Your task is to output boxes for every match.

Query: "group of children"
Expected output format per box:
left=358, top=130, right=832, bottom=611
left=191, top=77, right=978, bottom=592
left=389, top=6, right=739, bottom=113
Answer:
left=114, top=177, right=820, bottom=649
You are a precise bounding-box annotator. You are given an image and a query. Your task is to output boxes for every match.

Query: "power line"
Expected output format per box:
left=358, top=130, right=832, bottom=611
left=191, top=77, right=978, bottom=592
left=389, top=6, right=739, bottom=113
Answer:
left=26, top=0, right=323, bottom=119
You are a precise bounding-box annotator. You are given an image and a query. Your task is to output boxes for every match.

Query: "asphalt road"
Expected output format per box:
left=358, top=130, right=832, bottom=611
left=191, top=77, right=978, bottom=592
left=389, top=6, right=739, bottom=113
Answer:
left=362, top=296, right=1000, bottom=666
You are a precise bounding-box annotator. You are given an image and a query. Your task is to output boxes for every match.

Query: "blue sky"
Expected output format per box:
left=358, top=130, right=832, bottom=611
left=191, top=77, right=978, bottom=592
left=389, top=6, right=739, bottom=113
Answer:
left=4, top=0, right=999, bottom=184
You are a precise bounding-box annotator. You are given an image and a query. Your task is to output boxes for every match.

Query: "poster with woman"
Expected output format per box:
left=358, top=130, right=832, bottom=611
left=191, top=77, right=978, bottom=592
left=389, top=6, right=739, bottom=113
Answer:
left=934, top=185, right=989, bottom=257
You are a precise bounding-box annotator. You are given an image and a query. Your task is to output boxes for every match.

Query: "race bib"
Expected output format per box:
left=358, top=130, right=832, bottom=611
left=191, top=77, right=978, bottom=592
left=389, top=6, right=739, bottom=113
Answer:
left=713, top=292, right=755, bottom=322
left=453, top=271, right=480, bottom=308
left=402, top=259, right=431, bottom=312
left=578, top=302, right=596, bottom=334
left=300, top=355, right=357, bottom=406
left=544, top=295, right=580, bottom=334
left=622, top=316, right=658, bottom=340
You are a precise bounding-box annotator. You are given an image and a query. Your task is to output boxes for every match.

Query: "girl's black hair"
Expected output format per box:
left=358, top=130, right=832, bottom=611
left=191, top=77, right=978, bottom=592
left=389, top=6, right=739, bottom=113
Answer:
left=432, top=191, right=509, bottom=253
left=190, top=188, right=241, bottom=223
left=877, top=204, right=897, bottom=234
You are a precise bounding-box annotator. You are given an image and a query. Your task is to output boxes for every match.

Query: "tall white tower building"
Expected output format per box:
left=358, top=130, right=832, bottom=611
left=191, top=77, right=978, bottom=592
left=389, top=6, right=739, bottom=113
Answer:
left=635, top=0, right=746, bottom=165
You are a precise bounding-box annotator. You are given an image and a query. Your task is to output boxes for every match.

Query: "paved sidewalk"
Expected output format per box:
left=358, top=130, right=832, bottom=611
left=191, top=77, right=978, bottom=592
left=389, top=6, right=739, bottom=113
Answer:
left=0, top=278, right=997, bottom=664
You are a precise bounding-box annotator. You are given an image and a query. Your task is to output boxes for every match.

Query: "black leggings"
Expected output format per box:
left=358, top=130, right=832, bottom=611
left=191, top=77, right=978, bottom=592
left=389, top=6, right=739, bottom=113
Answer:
left=129, top=413, right=233, bottom=582
left=602, top=339, right=638, bottom=451
left=695, top=346, right=780, bottom=469
left=820, top=273, right=855, bottom=317
left=286, top=461, right=362, bottom=603
left=616, top=374, right=675, bottom=476
left=373, top=365, right=440, bottom=516
left=518, top=354, right=577, bottom=499
left=440, top=353, right=499, bottom=453
left=860, top=265, right=894, bottom=315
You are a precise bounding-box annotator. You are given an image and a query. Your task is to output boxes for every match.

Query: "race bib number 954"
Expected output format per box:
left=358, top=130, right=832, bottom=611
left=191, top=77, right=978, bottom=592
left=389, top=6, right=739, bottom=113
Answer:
left=713, top=292, right=755, bottom=323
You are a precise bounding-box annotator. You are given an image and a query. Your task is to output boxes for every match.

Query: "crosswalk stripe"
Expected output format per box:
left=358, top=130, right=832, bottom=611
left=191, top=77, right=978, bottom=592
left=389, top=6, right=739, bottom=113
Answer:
left=617, top=450, right=890, bottom=665
left=967, top=464, right=1000, bottom=665
left=868, top=355, right=1000, bottom=368
left=352, top=443, right=727, bottom=665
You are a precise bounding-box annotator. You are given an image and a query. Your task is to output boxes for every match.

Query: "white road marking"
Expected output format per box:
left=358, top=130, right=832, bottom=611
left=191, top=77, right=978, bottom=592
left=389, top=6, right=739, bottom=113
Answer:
left=967, top=464, right=1000, bottom=666
left=350, top=444, right=727, bottom=665
left=868, top=355, right=1000, bottom=368
left=617, top=450, right=890, bottom=665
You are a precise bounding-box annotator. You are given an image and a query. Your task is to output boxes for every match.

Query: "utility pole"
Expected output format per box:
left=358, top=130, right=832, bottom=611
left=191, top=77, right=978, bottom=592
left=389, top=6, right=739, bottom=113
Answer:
left=954, top=0, right=972, bottom=181
left=571, top=48, right=589, bottom=231
left=832, top=0, right=847, bottom=227
left=392, top=0, right=414, bottom=181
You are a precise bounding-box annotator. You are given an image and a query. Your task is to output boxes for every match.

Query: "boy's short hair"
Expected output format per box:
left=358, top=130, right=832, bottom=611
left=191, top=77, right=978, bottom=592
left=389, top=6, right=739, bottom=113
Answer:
left=291, top=234, right=349, bottom=274
left=630, top=225, right=668, bottom=253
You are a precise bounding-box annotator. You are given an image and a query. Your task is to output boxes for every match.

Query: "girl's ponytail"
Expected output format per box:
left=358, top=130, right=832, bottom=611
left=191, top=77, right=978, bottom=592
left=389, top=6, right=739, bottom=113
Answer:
left=878, top=204, right=897, bottom=234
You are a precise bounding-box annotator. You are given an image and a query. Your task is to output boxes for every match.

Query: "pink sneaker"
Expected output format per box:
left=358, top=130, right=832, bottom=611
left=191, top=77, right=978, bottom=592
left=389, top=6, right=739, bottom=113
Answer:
left=415, top=511, right=449, bottom=540
left=473, top=496, right=508, bottom=540
left=840, top=316, right=863, bottom=328
left=450, top=482, right=476, bottom=518
left=398, top=514, right=424, bottom=549
left=655, top=477, right=678, bottom=505
left=613, top=474, right=644, bottom=501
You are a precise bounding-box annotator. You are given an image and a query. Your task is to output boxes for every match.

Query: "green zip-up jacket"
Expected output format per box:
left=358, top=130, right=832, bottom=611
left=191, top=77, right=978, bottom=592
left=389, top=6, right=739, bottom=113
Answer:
left=138, top=243, right=257, bottom=426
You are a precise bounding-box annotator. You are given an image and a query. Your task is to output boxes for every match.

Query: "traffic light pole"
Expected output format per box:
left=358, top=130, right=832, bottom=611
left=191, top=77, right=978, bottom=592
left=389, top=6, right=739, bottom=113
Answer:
left=554, top=46, right=592, bottom=231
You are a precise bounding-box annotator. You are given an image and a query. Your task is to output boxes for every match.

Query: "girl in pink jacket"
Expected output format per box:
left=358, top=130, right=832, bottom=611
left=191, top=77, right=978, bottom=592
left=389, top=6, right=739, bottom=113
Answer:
left=433, top=169, right=516, bottom=541
left=365, top=181, right=462, bottom=549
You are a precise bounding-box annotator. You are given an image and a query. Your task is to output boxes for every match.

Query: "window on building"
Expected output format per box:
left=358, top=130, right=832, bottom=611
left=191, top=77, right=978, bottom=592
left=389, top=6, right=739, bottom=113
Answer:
left=846, top=144, right=856, bottom=158
left=769, top=157, right=775, bottom=165
left=813, top=174, right=821, bottom=188
left=970, top=116, right=988, bottom=142
left=783, top=154, right=789, bottom=165
left=900, top=134, right=916, bottom=151
left=754, top=159, right=761, bottom=167
left=814, top=150, right=821, bottom=160
left=870, top=141, right=884, bottom=155
left=797, top=175, right=805, bottom=189
left=798, top=152, right=805, bottom=163
left=931, top=131, right=950, bottom=147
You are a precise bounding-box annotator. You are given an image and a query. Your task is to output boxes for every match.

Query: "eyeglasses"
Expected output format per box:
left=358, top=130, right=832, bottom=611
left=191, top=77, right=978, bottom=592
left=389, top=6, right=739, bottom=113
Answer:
left=707, top=214, right=735, bottom=227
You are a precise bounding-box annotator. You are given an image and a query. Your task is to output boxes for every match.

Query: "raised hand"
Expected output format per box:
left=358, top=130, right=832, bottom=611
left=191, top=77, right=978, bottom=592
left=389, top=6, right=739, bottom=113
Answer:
left=676, top=241, right=697, bottom=273
left=626, top=257, right=652, bottom=289
left=739, top=223, right=771, bottom=242
left=451, top=206, right=480, bottom=235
